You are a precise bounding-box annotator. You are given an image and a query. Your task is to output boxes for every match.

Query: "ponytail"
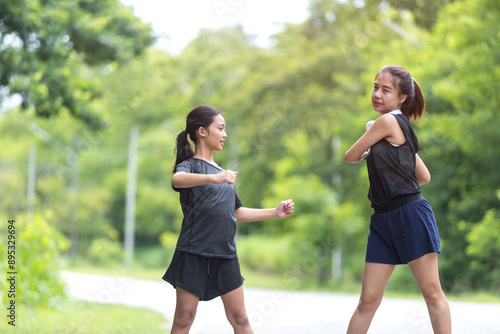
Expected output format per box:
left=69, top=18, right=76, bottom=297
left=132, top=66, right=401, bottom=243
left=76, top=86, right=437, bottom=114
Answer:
left=173, top=130, right=193, bottom=173
left=172, top=105, right=223, bottom=173
left=377, top=65, right=426, bottom=121
left=408, top=78, right=425, bottom=120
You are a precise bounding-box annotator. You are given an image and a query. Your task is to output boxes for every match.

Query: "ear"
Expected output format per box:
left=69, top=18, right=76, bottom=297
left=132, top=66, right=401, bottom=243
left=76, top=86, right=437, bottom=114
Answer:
left=400, top=94, right=408, bottom=104
left=197, top=127, right=207, bottom=138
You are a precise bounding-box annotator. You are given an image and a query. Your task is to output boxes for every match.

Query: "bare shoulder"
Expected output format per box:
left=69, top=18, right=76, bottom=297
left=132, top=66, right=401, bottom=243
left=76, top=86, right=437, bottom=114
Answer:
left=370, top=113, right=399, bottom=132
left=375, top=113, right=405, bottom=144
left=376, top=113, right=399, bottom=125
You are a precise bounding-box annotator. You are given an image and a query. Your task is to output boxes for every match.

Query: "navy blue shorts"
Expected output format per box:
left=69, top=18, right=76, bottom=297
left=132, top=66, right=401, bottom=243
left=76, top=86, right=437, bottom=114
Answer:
left=163, top=250, right=244, bottom=301
left=365, top=198, right=441, bottom=265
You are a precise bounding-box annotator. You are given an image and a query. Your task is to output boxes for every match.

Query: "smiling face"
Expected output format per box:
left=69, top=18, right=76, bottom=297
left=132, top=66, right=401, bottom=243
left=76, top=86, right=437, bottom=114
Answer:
left=202, top=114, right=227, bottom=151
left=371, top=73, right=407, bottom=114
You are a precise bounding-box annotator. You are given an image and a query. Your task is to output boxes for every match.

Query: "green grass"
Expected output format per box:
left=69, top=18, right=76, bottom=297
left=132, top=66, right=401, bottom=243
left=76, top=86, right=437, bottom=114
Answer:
left=0, top=299, right=168, bottom=334
left=63, top=256, right=166, bottom=281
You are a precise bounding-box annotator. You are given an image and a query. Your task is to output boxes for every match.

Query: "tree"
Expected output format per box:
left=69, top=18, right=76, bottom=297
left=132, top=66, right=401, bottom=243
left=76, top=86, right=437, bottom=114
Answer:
left=384, top=0, right=454, bottom=29
left=413, top=0, right=500, bottom=290
left=0, top=0, right=154, bottom=129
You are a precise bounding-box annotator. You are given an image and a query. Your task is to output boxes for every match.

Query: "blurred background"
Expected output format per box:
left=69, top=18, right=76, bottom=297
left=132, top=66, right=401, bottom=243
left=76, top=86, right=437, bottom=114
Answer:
left=0, top=0, right=499, bottom=332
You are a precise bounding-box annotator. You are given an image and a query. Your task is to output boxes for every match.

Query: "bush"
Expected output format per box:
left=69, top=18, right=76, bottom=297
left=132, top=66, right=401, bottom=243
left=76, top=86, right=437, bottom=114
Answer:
left=159, top=231, right=178, bottom=263
left=465, top=209, right=500, bottom=290
left=88, top=238, right=124, bottom=265
left=237, top=234, right=298, bottom=274
left=0, top=215, right=70, bottom=308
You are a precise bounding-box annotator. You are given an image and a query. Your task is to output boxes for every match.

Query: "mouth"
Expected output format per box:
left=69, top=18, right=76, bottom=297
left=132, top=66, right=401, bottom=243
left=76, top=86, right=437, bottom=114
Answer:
left=372, top=101, right=382, bottom=107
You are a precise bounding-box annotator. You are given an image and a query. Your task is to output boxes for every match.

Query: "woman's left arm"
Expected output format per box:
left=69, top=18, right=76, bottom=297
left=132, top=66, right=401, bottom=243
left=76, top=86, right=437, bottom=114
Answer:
left=235, top=199, right=294, bottom=223
left=415, top=154, right=431, bottom=185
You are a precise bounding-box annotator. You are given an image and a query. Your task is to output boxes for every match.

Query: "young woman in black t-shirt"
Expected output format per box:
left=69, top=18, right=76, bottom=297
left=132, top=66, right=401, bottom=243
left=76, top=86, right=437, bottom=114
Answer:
left=164, top=105, right=294, bottom=334
left=345, top=65, right=451, bottom=333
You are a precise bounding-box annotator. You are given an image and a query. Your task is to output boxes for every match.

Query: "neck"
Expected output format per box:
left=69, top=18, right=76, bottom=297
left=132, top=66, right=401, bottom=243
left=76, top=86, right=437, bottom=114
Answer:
left=193, top=145, right=214, bottom=163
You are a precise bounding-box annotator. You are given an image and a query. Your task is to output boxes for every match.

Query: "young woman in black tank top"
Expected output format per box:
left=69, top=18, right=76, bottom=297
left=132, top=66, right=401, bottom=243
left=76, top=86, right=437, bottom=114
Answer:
left=345, top=65, right=451, bottom=334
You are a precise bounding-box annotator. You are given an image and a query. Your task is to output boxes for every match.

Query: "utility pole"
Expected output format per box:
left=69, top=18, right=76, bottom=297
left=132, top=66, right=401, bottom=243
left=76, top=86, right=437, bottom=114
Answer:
left=332, top=136, right=342, bottom=192
left=332, top=136, right=343, bottom=283
left=124, top=126, right=139, bottom=268
left=69, top=135, right=79, bottom=258
left=27, top=145, right=36, bottom=224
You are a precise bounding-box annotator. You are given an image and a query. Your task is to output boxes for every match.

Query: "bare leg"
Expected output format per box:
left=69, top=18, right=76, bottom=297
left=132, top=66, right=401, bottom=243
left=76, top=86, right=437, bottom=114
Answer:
left=221, top=286, right=253, bottom=334
left=347, top=262, right=395, bottom=334
left=409, top=253, right=451, bottom=334
left=170, top=287, right=199, bottom=334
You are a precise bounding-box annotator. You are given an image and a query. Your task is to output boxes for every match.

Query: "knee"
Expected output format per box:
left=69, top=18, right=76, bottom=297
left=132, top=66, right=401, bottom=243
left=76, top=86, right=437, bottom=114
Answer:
left=173, top=309, right=196, bottom=329
left=421, top=287, right=445, bottom=306
left=228, top=309, right=250, bottom=327
left=357, top=293, right=382, bottom=314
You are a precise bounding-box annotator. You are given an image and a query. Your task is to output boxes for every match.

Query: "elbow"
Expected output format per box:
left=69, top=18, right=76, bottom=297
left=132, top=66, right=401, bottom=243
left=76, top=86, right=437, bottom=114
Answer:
left=345, top=152, right=355, bottom=164
left=171, top=174, right=182, bottom=188
left=234, top=208, right=243, bottom=223
left=418, top=174, right=431, bottom=186
left=345, top=150, right=366, bottom=164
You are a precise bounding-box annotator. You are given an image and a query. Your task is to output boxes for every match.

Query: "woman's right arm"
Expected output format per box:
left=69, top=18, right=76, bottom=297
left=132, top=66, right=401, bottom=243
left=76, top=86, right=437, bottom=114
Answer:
left=172, top=170, right=238, bottom=188
left=345, top=114, right=397, bottom=163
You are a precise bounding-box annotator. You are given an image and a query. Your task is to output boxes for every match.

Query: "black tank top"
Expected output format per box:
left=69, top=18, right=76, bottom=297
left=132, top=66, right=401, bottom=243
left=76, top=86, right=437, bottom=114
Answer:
left=366, top=113, right=421, bottom=213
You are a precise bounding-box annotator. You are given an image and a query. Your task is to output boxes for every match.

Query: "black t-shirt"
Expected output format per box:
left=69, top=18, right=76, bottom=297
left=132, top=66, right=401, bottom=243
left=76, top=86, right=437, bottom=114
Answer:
left=366, top=113, right=421, bottom=210
left=173, top=158, right=243, bottom=258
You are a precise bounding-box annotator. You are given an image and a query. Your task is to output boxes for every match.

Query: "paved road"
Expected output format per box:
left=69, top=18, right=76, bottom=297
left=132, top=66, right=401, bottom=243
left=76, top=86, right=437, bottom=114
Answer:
left=62, top=271, right=500, bottom=333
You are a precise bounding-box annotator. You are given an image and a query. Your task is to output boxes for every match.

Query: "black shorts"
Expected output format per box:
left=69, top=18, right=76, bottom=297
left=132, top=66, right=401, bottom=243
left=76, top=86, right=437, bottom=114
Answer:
left=163, top=250, right=244, bottom=301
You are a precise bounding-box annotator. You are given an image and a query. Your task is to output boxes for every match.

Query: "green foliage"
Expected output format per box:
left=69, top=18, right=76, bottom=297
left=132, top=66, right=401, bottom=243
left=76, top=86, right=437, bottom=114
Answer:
left=413, top=0, right=500, bottom=290
left=134, top=246, right=172, bottom=269
left=1, top=0, right=499, bottom=293
left=158, top=232, right=178, bottom=267
left=464, top=209, right=500, bottom=290
left=237, top=235, right=298, bottom=274
left=0, top=0, right=154, bottom=128
left=385, top=0, right=453, bottom=29
left=250, top=148, right=366, bottom=282
left=88, top=238, right=124, bottom=265
left=160, top=231, right=178, bottom=249
left=0, top=216, right=70, bottom=308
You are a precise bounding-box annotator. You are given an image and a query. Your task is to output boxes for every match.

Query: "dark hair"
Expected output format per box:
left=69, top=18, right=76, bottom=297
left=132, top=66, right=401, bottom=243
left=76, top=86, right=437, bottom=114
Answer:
left=376, top=65, right=425, bottom=120
left=172, top=105, right=223, bottom=173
